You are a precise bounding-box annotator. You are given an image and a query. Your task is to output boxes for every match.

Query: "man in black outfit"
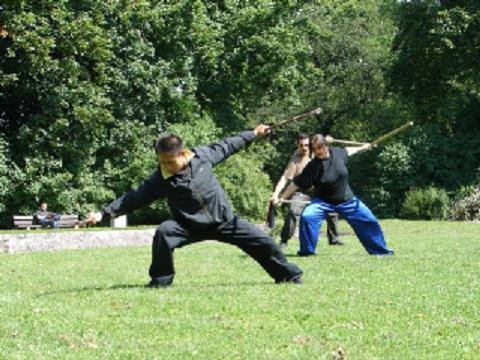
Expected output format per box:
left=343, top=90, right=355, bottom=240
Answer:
left=271, top=133, right=343, bottom=248
left=87, top=125, right=303, bottom=287
left=276, top=134, right=393, bottom=257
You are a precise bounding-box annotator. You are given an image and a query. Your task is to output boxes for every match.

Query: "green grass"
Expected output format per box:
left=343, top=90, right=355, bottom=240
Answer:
left=1, top=220, right=479, bottom=359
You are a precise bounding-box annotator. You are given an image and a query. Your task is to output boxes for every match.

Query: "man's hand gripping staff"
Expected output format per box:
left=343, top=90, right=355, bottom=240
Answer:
left=326, top=121, right=414, bottom=148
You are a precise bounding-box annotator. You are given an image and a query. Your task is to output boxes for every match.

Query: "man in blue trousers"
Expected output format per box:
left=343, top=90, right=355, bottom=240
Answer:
left=274, top=134, right=393, bottom=256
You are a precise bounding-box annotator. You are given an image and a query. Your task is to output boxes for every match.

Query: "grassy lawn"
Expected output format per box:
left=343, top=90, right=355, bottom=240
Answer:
left=0, top=220, right=479, bottom=359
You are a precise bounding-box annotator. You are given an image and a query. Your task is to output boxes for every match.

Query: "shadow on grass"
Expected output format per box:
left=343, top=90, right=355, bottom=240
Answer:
left=37, top=280, right=273, bottom=297
left=237, top=251, right=364, bottom=259
left=37, top=283, right=146, bottom=297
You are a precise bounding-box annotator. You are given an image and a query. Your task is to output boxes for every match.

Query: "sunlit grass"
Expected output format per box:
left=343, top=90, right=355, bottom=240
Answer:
left=0, top=220, right=479, bottom=359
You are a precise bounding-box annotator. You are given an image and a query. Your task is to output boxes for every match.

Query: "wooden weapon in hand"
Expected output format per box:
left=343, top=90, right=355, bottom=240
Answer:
left=269, top=107, right=323, bottom=129
left=279, top=199, right=310, bottom=205
left=266, top=198, right=311, bottom=228
left=371, top=121, right=414, bottom=146
left=327, top=138, right=367, bottom=146
left=327, top=121, right=414, bottom=148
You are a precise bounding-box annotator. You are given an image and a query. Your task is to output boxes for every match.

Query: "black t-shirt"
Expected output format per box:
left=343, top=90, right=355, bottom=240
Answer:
left=293, top=147, right=354, bottom=205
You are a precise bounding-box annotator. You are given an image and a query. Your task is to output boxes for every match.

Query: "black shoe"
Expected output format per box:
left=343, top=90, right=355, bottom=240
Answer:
left=276, top=274, right=303, bottom=284
left=146, top=277, right=173, bottom=288
left=329, top=239, right=345, bottom=246
left=146, top=280, right=171, bottom=288
left=297, top=251, right=315, bottom=257
left=290, top=276, right=303, bottom=284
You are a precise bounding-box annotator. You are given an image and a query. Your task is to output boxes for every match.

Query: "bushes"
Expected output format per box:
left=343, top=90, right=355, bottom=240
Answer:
left=374, top=142, right=413, bottom=217
left=400, top=187, right=450, bottom=220
left=349, top=122, right=480, bottom=219
left=0, top=137, right=9, bottom=213
left=214, top=152, right=271, bottom=222
left=0, top=136, right=13, bottom=225
left=449, top=186, right=480, bottom=221
left=0, top=136, right=24, bottom=227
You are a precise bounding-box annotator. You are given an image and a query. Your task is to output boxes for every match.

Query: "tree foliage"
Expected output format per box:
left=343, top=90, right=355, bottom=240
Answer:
left=391, top=0, right=480, bottom=120
left=0, top=0, right=317, bottom=225
left=1, top=0, right=479, bottom=225
left=400, top=186, right=450, bottom=220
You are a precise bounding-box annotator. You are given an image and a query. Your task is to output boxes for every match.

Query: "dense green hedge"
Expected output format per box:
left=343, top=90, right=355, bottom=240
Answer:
left=400, top=187, right=450, bottom=220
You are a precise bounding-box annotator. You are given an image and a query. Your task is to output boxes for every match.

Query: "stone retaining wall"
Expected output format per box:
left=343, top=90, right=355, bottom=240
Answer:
left=0, top=228, right=156, bottom=254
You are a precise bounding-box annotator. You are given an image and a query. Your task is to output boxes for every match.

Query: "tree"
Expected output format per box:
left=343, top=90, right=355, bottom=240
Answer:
left=391, top=0, right=480, bottom=121
left=387, top=0, right=480, bottom=215
left=0, top=1, right=318, bottom=225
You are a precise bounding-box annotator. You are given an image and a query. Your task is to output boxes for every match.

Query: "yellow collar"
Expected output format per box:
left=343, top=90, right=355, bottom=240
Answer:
left=160, top=148, right=195, bottom=178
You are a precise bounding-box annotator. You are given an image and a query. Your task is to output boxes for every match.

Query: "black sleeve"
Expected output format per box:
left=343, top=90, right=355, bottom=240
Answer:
left=194, top=131, right=256, bottom=166
left=101, top=171, right=165, bottom=219
left=293, top=160, right=315, bottom=191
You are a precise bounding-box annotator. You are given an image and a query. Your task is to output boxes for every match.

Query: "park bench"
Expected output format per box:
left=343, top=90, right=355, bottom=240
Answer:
left=13, top=215, right=80, bottom=230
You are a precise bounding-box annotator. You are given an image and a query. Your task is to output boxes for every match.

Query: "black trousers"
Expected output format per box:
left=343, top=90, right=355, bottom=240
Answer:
left=149, top=216, right=303, bottom=286
left=280, top=192, right=340, bottom=244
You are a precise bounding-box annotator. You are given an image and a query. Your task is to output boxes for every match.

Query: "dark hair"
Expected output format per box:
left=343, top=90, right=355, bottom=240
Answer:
left=154, top=134, right=184, bottom=155
left=311, top=134, right=328, bottom=147
left=39, top=200, right=47, bottom=205
left=296, top=133, right=310, bottom=142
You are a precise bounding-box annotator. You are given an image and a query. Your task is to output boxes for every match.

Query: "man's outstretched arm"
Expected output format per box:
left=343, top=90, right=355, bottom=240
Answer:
left=275, top=182, right=300, bottom=205
left=87, top=172, right=164, bottom=224
left=345, top=143, right=373, bottom=156
left=272, top=160, right=314, bottom=206
left=271, top=175, right=288, bottom=204
left=197, top=124, right=270, bottom=166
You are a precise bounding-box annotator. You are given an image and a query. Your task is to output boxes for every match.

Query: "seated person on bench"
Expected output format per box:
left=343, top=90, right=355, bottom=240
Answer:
left=33, top=201, right=60, bottom=228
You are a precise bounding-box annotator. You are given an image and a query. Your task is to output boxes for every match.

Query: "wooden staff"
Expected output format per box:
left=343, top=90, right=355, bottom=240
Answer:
left=267, top=198, right=311, bottom=227
left=279, top=199, right=310, bottom=205
left=326, top=137, right=367, bottom=146
left=269, top=107, right=323, bottom=129
left=371, top=121, right=414, bottom=146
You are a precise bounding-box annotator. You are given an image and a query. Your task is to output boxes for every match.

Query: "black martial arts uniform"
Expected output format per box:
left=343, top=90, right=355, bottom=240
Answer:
left=101, top=131, right=303, bottom=286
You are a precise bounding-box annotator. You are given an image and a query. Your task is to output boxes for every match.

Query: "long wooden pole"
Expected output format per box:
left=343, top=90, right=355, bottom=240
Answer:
left=279, top=199, right=310, bottom=205
left=269, top=107, right=322, bottom=129
left=327, top=138, right=367, bottom=146
left=371, top=121, right=414, bottom=146
left=326, top=122, right=414, bottom=148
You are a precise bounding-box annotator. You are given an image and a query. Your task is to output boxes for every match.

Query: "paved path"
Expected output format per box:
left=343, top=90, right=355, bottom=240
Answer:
left=0, top=228, right=156, bottom=254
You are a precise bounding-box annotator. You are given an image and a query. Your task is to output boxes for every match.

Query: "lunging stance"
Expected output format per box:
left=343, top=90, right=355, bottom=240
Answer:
left=271, top=133, right=343, bottom=248
left=275, top=134, right=393, bottom=256
left=87, top=125, right=303, bottom=287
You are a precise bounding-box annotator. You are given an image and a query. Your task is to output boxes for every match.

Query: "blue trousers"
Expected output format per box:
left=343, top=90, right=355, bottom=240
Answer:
left=39, top=214, right=61, bottom=228
left=299, top=197, right=393, bottom=256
